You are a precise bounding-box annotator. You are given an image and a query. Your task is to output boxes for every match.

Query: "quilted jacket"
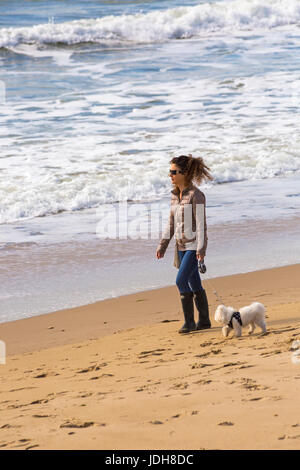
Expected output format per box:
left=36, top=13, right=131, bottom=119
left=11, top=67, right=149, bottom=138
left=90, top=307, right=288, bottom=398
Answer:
left=157, top=183, right=208, bottom=257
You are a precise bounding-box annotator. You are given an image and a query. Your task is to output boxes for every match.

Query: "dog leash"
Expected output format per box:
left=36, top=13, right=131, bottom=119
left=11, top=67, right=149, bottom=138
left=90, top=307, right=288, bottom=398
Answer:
left=198, top=260, right=224, bottom=304
left=205, top=278, right=225, bottom=304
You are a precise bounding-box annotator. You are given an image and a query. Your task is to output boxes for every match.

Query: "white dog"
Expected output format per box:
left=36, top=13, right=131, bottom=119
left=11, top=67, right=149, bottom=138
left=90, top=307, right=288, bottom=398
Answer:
left=214, top=302, right=266, bottom=338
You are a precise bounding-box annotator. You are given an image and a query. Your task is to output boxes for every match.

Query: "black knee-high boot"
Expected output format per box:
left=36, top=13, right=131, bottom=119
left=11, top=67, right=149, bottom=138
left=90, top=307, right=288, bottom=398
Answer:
left=179, top=292, right=196, bottom=334
left=193, top=289, right=211, bottom=330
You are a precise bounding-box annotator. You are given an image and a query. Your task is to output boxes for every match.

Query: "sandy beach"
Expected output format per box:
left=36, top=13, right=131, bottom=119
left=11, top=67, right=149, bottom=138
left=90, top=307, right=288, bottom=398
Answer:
left=2, top=0, right=300, bottom=453
left=0, top=263, right=300, bottom=450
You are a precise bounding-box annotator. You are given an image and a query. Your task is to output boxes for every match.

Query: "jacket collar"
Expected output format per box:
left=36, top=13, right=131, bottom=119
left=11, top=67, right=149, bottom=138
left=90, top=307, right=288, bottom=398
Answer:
left=171, top=183, right=194, bottom=197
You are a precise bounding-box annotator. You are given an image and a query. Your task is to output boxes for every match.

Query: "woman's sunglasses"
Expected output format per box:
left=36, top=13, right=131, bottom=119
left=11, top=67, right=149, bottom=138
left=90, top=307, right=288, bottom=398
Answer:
left=169, top=170, right=184, bottom=175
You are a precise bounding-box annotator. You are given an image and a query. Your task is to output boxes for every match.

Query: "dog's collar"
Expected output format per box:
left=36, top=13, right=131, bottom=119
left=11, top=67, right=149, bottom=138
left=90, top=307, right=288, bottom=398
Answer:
left=228, top=311, right=242, bottom=329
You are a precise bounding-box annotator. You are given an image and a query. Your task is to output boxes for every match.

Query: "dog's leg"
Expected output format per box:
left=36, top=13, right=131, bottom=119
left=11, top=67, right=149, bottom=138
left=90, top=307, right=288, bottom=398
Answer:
left=222, top=326, right=230, bottom=338
left=255, top=318, right=267, bottom=334
left=248, top=322, right=255, bottom=335
left=234, top=322, right=242, bottom=337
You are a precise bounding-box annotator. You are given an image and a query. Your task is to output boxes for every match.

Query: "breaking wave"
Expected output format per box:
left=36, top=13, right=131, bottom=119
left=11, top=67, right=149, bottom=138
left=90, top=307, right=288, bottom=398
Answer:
left=1, top=0, right=300, bottom=50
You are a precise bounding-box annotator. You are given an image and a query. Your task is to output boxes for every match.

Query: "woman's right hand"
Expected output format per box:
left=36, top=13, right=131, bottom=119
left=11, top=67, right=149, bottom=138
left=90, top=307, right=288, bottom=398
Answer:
left=156, top=249, right=164, bottom=259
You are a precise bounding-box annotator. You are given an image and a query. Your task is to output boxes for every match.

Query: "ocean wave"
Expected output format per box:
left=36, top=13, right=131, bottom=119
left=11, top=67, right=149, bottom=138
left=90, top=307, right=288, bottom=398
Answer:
left=1, top=163, right=299, bottom=225
left=1, top=0, right=300, bottom=49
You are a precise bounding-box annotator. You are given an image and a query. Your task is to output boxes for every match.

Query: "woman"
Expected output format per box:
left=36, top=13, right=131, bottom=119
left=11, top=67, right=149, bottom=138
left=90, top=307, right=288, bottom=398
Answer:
left=156, top=154, right=213, bottom=334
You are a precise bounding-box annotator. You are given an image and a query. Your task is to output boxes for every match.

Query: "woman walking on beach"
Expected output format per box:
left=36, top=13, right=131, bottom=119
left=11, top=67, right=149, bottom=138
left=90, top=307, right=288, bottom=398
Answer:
left=156, top=155, right=213, bottom=334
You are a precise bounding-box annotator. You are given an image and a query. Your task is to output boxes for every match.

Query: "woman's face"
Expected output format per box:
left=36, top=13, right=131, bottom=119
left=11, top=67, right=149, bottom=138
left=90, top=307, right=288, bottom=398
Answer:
left=169, top=163, right=186, bottom=186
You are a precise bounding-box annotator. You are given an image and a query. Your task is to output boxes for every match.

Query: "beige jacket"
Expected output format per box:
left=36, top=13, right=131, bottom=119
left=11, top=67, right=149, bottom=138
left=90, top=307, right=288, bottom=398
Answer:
left=157, top=183, right=208, bottom=257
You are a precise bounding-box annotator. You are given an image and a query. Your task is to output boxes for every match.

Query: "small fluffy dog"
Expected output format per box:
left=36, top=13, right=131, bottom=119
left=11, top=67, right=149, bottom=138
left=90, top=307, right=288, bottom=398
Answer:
left=214, top=302, right=266, bottom=338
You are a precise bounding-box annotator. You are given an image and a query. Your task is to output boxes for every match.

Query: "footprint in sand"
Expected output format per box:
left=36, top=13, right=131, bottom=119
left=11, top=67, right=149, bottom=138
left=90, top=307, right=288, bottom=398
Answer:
left=0, top=424, right=21, bottom=429
left=30, top=398, right=49, bottom=405
left=194, top=352, right=210, bottom=358
left=199, top=341, right=213, bottom=347
left=191, top=362, right=213, bottom=369
left=33, top=414, right=55, bottom=418
left=223, top=361, right=246, bottom=368
left=193, top=379, right=212, bottom=385
left=172, top=382, right=189, bottom=390
left=240, top=378, right=268, bottom=391
left=279, top=433, right=300, bottom=440
left=138, top=349, right=168, bottom=358
left=8, top=386, right=37, bottom=392
left=195, top=349, right=221, bottom=359
left=77, top=363, right=108, bottom=374
left=60, top=420, right=94, bottom=429
left=14, top=438, right=32, bottom=448
left=0, top=442, right=9, bottom=448
left=136, top=386, right=147, bottom=392
left=260, top=349, right=282, bottom=357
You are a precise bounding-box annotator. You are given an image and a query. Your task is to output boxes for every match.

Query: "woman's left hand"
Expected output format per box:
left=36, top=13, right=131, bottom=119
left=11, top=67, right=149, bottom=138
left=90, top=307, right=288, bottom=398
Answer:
left=196, top=254, right=204, bottom=262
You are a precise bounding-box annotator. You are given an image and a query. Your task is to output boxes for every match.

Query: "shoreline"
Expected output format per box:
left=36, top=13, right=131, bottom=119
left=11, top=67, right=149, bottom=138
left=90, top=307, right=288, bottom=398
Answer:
left=1, top=210, right=300, bottom=324
left=1, top=262, right=300, bottom=356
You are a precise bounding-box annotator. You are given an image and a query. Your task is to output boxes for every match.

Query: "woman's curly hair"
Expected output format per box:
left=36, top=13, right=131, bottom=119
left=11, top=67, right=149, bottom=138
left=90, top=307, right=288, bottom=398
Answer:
left=170, top=154, right=213, bottom=185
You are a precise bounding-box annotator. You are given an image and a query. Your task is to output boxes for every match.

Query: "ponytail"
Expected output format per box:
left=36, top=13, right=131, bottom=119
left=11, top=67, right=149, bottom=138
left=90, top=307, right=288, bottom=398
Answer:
left=170, top=154, right=213, bottom=185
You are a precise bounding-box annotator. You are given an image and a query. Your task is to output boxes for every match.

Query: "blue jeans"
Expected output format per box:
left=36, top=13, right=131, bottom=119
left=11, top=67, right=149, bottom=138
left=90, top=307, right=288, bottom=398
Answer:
left=176, top=250, right=203, bottom=294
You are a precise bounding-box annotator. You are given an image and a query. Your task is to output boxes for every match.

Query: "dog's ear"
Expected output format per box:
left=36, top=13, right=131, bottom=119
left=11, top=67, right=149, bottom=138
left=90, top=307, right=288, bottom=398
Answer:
left=216, top=305, right=224, bottom=314
left=215, top=305, right=226, bottom=323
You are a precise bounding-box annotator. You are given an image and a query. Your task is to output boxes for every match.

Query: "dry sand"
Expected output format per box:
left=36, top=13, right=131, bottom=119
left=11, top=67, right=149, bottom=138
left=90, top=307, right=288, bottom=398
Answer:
left=0, top=264, right=300, bottom=450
